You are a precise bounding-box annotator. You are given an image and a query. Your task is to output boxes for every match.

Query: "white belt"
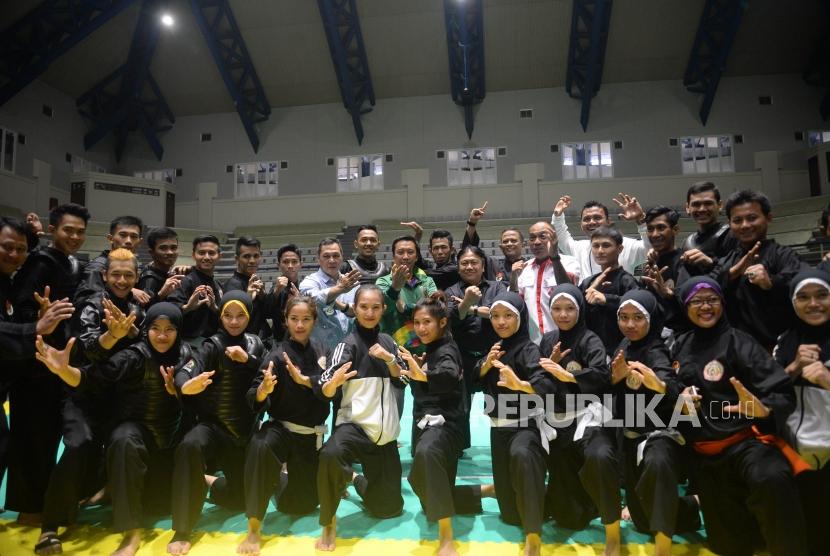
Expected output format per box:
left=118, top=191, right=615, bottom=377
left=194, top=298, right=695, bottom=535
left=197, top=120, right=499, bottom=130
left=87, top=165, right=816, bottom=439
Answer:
left=490, top=409, right=557, bottom=455
left=417, top=414, right=446, bottom=430
left=546, top=401, right=605, bottom=442
left=279, top=421, right=329, bottom=450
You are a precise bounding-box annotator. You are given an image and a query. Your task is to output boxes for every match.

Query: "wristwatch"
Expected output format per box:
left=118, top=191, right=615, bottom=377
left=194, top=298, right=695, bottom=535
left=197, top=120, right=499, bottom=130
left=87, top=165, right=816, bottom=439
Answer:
left=469, top=304, right=479, bottom=315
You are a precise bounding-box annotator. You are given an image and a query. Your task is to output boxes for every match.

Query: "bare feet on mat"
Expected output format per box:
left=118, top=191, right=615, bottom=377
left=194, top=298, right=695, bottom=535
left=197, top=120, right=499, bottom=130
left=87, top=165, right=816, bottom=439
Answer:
left=620, top=505, right=632, bottom=521
left=167, top=531, right=191, bottom=554
left=315, top=517, right=337, bottom=551
left=111, top=529, right=141, bottom=556
left=603, top=520, right=621, bottom=556
left=237, top=518, right=262, bottom=555
left=523, top=533, right=541, bottom=556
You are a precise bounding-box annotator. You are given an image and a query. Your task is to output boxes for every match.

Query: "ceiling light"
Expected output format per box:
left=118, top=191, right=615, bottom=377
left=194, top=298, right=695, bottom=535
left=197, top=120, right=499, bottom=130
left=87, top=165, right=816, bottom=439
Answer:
left=160, top=13, right=174, bottom=27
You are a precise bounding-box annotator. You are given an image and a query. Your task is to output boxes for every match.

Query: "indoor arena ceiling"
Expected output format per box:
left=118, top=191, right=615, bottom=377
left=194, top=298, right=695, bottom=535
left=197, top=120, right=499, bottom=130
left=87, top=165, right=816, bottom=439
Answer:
left=4, top=0, right=827, bottom=117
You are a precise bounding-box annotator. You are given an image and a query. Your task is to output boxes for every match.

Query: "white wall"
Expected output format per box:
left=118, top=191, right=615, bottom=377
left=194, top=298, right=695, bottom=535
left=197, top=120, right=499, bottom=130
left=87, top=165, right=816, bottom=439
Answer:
left=0, top=80, right=115, bottom=196
left=121, top=73, right=826, bottom=204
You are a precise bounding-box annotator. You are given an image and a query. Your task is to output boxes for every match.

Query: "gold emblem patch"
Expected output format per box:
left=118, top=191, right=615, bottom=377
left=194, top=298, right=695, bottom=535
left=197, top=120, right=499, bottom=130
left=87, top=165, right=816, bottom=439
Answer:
left=703, top=360, right=725, bottom=382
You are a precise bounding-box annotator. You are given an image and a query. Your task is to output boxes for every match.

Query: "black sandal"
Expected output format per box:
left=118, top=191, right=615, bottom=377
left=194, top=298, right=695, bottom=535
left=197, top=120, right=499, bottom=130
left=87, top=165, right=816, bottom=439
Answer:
left=34, top=532, right=62, bottom=555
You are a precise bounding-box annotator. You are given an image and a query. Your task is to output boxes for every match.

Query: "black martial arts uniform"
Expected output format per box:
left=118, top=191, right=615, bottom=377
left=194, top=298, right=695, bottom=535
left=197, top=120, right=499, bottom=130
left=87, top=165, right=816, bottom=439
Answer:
left=682, top=222, right=737, bottom=260
left=137, top=263, right=170, bottom=306
left=167, top=267, right=224, bottom=342
left=774, top=269, right=830, bottom=556
left=245, top=337, right=330, bottom=518
left=407, top=336, right=482, bottom=522
left=7, top=245, right=81, bottom=513
left=315, top=324, right=406, bottom=525
left=93, top=303, right=191, bottom=531
left=223, top=271, right=274, bottom=342
left=476, top=292, right=556, bottom=536
left=711, top=238, right=806, bottom=350
left=539, top=284, right=619, bottom=530
left=171, top=291, right=265, bottom=537
left=579, top=266, right=639, bottom=354
left=446, top=278, right=505, bottom=448
left=614, top=290, right=700, bottom=538
left=341, top=256, right=389, bottom=285
left=673, top=277, right=807, bottom=556
left=266, top=280, right=297, bottom=343
left=40, top=289, right=145, bottom=534
left=73, top=249, right=109, bottom=307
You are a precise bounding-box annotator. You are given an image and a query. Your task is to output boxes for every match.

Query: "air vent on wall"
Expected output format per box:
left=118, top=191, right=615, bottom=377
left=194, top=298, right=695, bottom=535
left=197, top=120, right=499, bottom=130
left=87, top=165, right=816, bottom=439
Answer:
left=226, top=165, right=233, bottom=173
left=668, top=138, right=678, bottom=147
left=550, top=144, right=559, bottom=153
left=175, top=168, right=183, bottom=177
left=18, top=133, right=26, bottom=145
left=65, top=153, right=72, bottom=163
left=794, top=131, right=804, bottom=142
left=42, top=104, right=54, bottom=118
left=326, top=157, right=335, bottom=167
left=758, top=95, right=773, bottom=106
left=385, top=153, right=394, bottom=163
left=280, top=160, right=288, bottom=170
left=519, top=109, right=533, bottom=119
left=436, top=150, right=446, bottom=159
left=200, top=133, right=212, bottom=142
left=734, top=134, right=744, bottom=144
left=497, top=146, right=508, bottom=157
left=613, top=140, right=623, bottom=150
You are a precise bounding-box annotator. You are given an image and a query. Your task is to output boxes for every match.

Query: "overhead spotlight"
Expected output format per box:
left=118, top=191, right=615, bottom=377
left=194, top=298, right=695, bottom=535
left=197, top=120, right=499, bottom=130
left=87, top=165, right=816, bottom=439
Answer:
left=160, top=13, right=174, bottom=27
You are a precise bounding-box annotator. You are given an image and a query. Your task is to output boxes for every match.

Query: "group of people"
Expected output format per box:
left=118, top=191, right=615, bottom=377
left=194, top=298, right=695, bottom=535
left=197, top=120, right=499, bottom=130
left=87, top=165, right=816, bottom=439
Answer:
left=0, top=180, right=827, bottom=556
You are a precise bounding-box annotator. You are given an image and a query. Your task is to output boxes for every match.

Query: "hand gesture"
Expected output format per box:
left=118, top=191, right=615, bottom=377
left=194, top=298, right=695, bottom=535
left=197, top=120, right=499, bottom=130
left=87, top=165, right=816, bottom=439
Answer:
left=549, top=341, right=572, bottom=363
left=158, top=274, right=184, bottom=300
left=131, top=288, right=151, bottom=306
left=744, top=263, right=772, bottom=290
left=729, top=241, right=761, bottom=280
left=103, top=302, right=137, bottom=340
left=204, top=286, right=217, bottom=310
left=35, top=336, right=75, bottom=376
left=641, top=264, right=673, bottom=298
left=628, top=361, right=665, bottom=393
left=723, top=377, right=770, bottom=418
left=611, top=350, right=630, bottom=385
left=463, top=285, right=482, bottom=305
left=26, top=212, right=44, bottom=235
left=469, top=201, right=488, bottom=225
left=328, top=361, right=356, bottom=389
left=336, top=269, right=361, bottom=293
left=181, top=370, right=215, bottom=395
left=792, top=344, right=823, bottom=374
left=585, top=288, right=607, bottom=306
left=258, top=361, right=278, bottom=396
left=400, top=221, right=424, bottom=242
left=225, top=345, right=249, bottom=363
left=540, top=357, right=576, bottom=383
left=390, top=263, right=410, bottom=291
left=802, top=361, right=830, bottom=389
left=274, top=275, right=290, bottom=294
left=34, top=285, right=53, bottom=317
left=284, top=352, right=311, bottom=388
left=247, top=274, right=264, bottom=299
left=553, top=195, right=572, bottom=217
left=613, top=192, right=644, bottom=222
left=494, top=361, right=526, bottom=391
left=288, top=282, right=300, bottom=297
left=159, top=365, right=177, bottom=396
left=680, top=248, right=713, bottom=270
left=172, top=265, right=192, bottom=276
left=35, top=298, right=74, bottom=336
left=679, top=386, right=702, bottom=415
left=398, top=346, right=427, bottom=382
left=481, top=342, right=506, bottom=375
left=369, top=343, right=396, bottom=364
left=589, top=267, right=612, bottom=291
left=511, top=259, right=528, bottom=274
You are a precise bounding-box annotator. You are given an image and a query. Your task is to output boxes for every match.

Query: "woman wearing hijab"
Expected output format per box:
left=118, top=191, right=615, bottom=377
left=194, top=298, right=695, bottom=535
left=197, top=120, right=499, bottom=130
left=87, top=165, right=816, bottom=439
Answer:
left=36, top=302, right=192, bottom=556
left=673, top=276, right=808, bottom=556
left=238, top=296, right=331, bottom=555
left=476, top=291, right=555, bottom=556
left=774, top=269, right=830, bottom=556
left=539, top=284, right=619, bottom=556
left=167, top=291, right=266, bottom=554
left=613, top=289, right=700, bottom=556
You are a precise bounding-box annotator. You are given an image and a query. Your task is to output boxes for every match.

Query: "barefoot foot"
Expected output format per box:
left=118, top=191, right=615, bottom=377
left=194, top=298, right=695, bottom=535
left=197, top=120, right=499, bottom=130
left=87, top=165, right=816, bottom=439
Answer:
left=167, top=531, right=191, bottom=554
left=523, top=533, right=541, bottom=556
left=111, top=530, right=141, bottom=556
left=315, top=518, right=336, bottom=552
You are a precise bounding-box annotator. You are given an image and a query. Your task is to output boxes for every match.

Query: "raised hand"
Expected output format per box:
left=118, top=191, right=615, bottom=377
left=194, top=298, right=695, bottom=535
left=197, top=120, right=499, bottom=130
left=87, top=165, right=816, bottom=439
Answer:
left=680, top=248, right=713, bottom=269
left=723, top=377, right=770, bottom=418
left=744, top=263, right=772, bottom=290
left=679, top=385, right=702, bottom=415
left=34, top=285, right=53, bottom=317
left=132, top=288, right=151, bottom=306
left=481, top=341, right=506, bottom=376
left=549, top=341, right=572, bottom=363
left=398, top=346, right=427, bottom=382
left=159, top=365, right=177, bottom=396
left=589, top=267, right=612, bottom=291
left=729, top=241, right=762, bottom=281
left=641, top=265, right=673, bottom=298
left=390, top=263, right=410, bottom=291
left=611, top=350, right=630, bottom=385
left=553, top=195, right=572, bottom=217
left=368, top=343, right=396, bottom=364
left=225, top=345, right=249, bottom=363
left=540, top=357, right=576, bottom=383
left=463, top=285, right=482, bottom=305
left=274, top=275, right=290, bottom=294
left=284, top=352, right=311, bottom=388
left=158, top=274, right=185, bottom=300
left=258, top=361, right=278, bottom=398
left=511, top=259, right=528, bottom=274
left=612, top=192, right=645, bottom=222
left=247, top=274, right=265, bottom=299
left=469, top=201, right=488, bottom=225
left=288, top=282, right=300, bottom=297
left=103, top=306, right=137, bottom=340
left=585, top=288, right=607, bottom=306
left=181, top=370, right=215, bottom=395
left=35, top=336, right=75, bottom=378
left=322, top=362, right=357, bottom=398
left=628, top=361, right=666, bottom=393
left=336, top=269, right=361, bottom=293
left=801, top=361, right=830, bottom=390
left=400, top=221, right=424, bottom=242
left=494, top=361, right=530, bottom=392
left=35, top=298, right=74, bottom=336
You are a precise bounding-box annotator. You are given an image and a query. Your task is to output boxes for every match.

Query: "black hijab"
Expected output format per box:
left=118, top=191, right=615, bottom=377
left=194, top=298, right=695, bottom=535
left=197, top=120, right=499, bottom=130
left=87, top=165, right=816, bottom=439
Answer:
left=143, top=302, right=183, bottom=366
left=617, top=289, right=664, bottom=354
left=217, top=290, right=253, bottom=347
left=549, top=283, right=587, bottom=349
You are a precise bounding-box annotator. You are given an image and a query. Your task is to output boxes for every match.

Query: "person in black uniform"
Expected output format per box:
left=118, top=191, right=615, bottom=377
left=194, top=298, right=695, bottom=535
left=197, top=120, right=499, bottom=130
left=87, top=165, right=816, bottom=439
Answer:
left=578, top=226, right=639, bottom=354
left=612, top=290, right=700, bottom=556
left=673, top=277, right=808, bottom=556
left=445, top=245, right=506, bottom=449
left=8, top=202, right=88, bottom=524
left=166, top=290, right=265, bottom=554
left=138, top=226, right=183, bottom=306
left=400, top=292, right=486, bottom=556
left=477, top=291, right=556, bottom=556
left=539, top=284, right=619, bottom=556
left=223, top=236, right=274, bottom=344
left=268, top=243, right=302, bottom=343
left=340, top=225, right=389, bottom=285
left=35, top=302, right=193, bottom=556
left=36, top=248, right=145, bottom=554
left=167, top=235, right=224, bottom=345
left=774, top=269, right=830, bottom=556
left=681, top=181, right=737, bottom=274
left=640, top=206, right=687, bottom=335
left=238, top=296, right=331, bottom=555
left=313, top=284, right=404, bottom=552
left=710, top=190, right=806, bottom=350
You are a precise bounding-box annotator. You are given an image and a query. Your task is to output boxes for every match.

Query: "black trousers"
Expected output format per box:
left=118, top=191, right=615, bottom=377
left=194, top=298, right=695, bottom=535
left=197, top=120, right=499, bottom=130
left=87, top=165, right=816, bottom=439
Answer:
left=317, top=423, right=403, bottom=526
left=622, top=435, right=700, bottom=537
left=545, top=425, right=621, bottom=530
left=0, top=379, right=8, bottom=499
left=490, top=426, right=547, bottom=535
left=697, top=438, right=807, bottom=556
left=244, top=421, right=321, bottom=519
left=172, top=422, right=246, bottom=534
left=6, top=371, right=63, bottom=513
left=408, top=425, right=482, bottom=522
left=41, top=396, right=109, bottom=531
left=797, top=462, right=830, bottom=556
left=107, top=422, right=175, bottom=532
left=459, top=351, right=482, bottom=450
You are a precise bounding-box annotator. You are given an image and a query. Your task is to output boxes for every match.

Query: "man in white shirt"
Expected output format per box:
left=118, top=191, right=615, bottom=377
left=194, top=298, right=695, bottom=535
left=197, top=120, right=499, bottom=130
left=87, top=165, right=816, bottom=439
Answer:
left=551, top=193, right=650, bottom=278
left=515, top=221, right=580, bottom=344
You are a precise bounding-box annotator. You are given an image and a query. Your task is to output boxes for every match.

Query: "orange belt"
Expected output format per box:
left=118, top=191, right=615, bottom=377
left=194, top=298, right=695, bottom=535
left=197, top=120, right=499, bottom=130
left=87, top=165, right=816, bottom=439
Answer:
left=693, top=425, right=811, bottom=476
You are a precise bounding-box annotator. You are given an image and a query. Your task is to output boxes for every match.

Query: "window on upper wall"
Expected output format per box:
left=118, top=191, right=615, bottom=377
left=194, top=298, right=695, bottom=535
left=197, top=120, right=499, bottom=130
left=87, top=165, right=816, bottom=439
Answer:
left=134, top=168, right=174, bottom=183
left=561, top=141, right=613, bottom=180
left=71, top=155, right=107, bottom=174
left=680, top=135, right=734, bottom=174
left=234, top=161, right=278, bottom=198
left=337, top=154, right=383, bottom=192
left=807, top=130, right=830, bottom=147
left=447, top=148, right=497, bottom=186
left=0, top=127, right=16, bottom=174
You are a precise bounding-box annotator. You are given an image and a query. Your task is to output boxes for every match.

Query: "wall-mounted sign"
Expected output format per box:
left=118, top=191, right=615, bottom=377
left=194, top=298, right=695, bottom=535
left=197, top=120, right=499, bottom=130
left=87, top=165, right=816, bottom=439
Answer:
left=94, top=182, right=160, bottom=196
